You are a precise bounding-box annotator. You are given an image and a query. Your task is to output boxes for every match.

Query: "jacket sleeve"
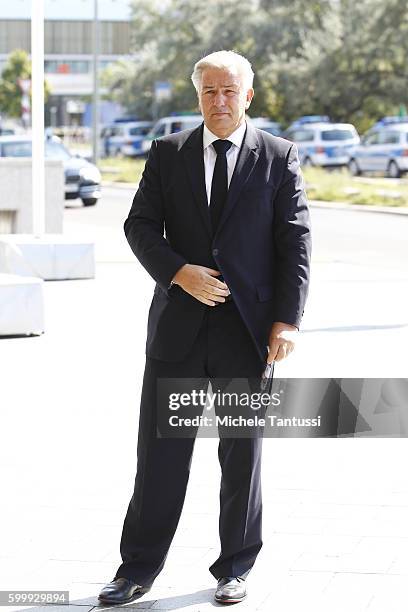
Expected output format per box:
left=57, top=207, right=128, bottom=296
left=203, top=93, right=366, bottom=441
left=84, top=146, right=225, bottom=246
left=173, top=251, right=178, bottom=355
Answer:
left=123, top=139, right=188, bottom=294
left=272, top=143, right=312, bottom=328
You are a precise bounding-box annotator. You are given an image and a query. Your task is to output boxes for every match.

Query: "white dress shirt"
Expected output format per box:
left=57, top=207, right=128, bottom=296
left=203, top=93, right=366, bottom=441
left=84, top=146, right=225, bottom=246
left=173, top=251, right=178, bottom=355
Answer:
left=202, top=121, right=247, bottom=205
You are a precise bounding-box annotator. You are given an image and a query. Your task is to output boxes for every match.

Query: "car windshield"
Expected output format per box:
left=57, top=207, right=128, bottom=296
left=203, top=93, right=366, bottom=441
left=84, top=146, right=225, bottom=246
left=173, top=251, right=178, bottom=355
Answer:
left=261, top=126, right=281, bottom=136
left=129, top=126, right=151, bottom=136
left=1, top=141, right=32, bottom=157
left=184, top=121, right=201, bottom=130
left=153, top=124, right=166, bottom=137
left=45, top=140, right=72, bottom=160
left=321, top=129, right=355, bottom=141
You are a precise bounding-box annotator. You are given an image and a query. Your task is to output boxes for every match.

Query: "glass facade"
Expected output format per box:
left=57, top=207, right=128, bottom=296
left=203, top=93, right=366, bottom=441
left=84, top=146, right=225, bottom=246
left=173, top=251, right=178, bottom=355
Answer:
left=0, top=19, right=130, bottom=55
left=44, top=60, right=90, bottom=74
left=0, top=16, right=131, bottom=127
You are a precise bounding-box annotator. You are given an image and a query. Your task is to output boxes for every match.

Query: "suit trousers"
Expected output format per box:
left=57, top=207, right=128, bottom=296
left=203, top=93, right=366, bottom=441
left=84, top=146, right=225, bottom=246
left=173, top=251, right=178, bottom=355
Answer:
left=115, top=299, right=266, bottom=586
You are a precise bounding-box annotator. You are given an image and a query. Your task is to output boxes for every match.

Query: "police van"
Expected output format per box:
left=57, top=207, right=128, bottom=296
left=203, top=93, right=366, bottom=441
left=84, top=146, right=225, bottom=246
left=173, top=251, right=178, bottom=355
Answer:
left=283, top=117, right=360, bottom=167
left=347, top=117, right=408, bottom=178
left=141, top=114, right=203, bottom=154
left=100, top=120, right=152, bottom=157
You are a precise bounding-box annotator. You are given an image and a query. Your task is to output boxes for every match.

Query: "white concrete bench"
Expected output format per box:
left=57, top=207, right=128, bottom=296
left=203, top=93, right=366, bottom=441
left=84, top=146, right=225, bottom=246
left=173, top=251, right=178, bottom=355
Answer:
left=0, top=273, right=44, bottom=336
left=0, top=158, right=64, bottom=233
left=0, top=234, right=95, bottom=280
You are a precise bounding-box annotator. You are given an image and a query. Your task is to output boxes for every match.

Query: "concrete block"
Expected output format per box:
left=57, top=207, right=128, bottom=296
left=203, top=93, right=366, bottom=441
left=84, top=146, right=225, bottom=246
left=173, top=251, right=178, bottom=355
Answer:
left=0, top=273, right=44, bottom=335
left=0, top=235, right=94, bottom=280
left=0, top=158, right=64, bottom=233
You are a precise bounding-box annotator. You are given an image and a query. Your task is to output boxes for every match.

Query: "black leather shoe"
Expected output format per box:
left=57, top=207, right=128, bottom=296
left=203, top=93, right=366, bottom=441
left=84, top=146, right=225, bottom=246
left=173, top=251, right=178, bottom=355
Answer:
left=214, top=576, right=247, bottom=604
left=98, top=577, right=150, bottom=605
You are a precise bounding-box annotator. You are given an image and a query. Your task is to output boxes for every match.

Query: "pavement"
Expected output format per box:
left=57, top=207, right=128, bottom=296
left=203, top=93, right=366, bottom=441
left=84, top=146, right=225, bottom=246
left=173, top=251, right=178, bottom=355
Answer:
left=309, top=199, right=408, bottom=215
left=0, top=188, right=408, bottom=611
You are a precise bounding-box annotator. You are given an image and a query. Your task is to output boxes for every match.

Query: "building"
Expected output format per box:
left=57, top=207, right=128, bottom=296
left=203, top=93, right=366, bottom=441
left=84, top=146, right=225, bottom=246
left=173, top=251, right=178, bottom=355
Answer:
left=0, top=0, right=132, bottom=126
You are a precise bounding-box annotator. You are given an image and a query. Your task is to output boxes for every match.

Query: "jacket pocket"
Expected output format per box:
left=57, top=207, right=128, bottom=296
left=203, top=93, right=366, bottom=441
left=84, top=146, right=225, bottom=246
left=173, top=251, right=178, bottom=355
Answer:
left=256, top=283, right=274, bottom=302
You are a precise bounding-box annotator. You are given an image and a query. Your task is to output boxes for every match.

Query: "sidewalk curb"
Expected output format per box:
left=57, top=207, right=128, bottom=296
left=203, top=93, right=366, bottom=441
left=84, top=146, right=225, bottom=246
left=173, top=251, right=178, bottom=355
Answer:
left=309, top=199, right=408, bottom=216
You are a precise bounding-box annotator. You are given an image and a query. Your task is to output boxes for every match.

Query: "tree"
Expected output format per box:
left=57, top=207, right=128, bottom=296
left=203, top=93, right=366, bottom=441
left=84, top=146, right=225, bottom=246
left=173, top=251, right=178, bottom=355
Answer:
left=0, top=49, right=50, bottom=120
left=102, top=0, right=333, bottom=121
left=270, top=0, right=408, bottom=130
left=101, top=0, right=408, bottom=130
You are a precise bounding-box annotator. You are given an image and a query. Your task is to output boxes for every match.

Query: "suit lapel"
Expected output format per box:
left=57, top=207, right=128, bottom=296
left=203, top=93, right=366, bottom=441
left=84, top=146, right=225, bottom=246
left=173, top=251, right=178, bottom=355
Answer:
left=215, top=122, right=260, bottom=238
left=182, top=123, right=212, bottom=239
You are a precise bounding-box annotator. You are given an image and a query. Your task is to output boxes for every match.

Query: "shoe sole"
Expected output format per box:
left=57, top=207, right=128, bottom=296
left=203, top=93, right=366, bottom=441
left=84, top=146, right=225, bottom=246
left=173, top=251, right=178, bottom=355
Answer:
left=98, top=586, right=151, bottom=605
left=214, top=593, right=247, bottom=604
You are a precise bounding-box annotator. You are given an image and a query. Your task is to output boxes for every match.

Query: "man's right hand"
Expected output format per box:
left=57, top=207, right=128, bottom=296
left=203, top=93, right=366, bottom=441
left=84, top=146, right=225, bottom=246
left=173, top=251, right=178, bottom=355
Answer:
left=171, top=264, right=230, bottom=306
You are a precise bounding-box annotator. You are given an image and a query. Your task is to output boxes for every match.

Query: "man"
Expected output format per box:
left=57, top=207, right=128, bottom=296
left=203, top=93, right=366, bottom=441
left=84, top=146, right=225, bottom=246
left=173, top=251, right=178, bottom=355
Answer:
left=98, top=50, right=311, bottom=606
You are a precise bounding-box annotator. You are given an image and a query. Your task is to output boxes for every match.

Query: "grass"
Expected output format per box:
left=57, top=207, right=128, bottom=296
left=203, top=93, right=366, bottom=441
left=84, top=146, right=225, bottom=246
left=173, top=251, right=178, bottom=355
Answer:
left=98, top=156, right=408, bottom=207
left=303, top=167, right=408, bottom=207
left=98, top=156, right=146, bottom=184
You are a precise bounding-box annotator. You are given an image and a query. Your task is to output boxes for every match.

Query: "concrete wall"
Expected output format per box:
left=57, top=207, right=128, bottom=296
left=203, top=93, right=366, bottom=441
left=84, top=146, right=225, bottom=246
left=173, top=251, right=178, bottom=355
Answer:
left=0, top=158, right=64, bottom=233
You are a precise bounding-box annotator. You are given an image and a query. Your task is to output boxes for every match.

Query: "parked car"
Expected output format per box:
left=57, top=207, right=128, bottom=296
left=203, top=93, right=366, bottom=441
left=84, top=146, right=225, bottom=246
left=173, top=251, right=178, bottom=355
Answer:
left=0, top=116, right=20, bottom=135
left=372, top=116, right=408, bottom=129
left=141, top=114, right=203, bottom=154
left=283, top=122, right=360, bottom=167
left=100, top=120, right=152, bottom=157
left=0, top=134, right=101, bottom=206
left=347, top=121, right=408, bottom=178
left=286, top=115, right=331, bottom=130
left=0, top=127, right=15, bottom=136
left=249, top=117, right=282, bottom=136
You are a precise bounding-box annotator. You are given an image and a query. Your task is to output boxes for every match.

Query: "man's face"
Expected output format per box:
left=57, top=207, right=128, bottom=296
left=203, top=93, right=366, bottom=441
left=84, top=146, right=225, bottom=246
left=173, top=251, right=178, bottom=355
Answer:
left=198, top=67, right=254, bottom=138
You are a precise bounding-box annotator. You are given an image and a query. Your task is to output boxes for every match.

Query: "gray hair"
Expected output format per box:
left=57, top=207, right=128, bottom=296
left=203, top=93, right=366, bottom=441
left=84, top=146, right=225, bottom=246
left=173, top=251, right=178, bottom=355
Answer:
left=191, top=50, right=254, bottom=92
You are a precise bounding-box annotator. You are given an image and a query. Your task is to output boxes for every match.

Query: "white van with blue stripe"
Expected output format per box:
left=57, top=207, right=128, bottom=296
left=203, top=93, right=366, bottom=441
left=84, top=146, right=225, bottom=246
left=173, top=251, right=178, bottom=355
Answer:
left=283, top=118, right=360, bottom=168
left=347, top=118, right=408, bottom=178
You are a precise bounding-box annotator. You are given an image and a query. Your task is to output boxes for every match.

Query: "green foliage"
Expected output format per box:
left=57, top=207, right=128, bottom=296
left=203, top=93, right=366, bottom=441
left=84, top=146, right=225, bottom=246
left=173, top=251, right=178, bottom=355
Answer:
left=304, top=167, right=408, bottom=206
left=0, top=49, right=50, bottom=119
left=101, top=0, right=408, bottom=131
left=99, top=156, right=146, bottom=184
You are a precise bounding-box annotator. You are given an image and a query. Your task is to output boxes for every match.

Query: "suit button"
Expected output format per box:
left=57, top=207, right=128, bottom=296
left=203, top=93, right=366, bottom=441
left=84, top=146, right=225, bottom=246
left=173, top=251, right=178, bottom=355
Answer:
left=212, top=248, right=219, bottom=256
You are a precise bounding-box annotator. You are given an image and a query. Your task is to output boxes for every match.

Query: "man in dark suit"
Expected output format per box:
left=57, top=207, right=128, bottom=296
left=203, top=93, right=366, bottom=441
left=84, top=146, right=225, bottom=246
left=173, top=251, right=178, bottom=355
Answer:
left=99, top=50, right=311, bottom=606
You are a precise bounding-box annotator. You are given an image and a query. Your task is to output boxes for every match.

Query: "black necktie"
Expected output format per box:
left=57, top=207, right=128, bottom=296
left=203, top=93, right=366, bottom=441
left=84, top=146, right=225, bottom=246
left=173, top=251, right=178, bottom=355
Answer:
left=209, top=139, right=233, bottom=234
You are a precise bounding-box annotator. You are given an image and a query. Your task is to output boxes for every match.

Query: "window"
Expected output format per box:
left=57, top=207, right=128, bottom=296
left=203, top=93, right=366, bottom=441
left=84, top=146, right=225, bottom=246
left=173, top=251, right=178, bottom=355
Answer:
left=1, top=20, right=129, bottom=56
left=45, top=21, right=130, bottom=54
left=0, top=20, right=30, bottom=54
left=261, top=126, right=281, bottom=136
left=379, top=131, right=401, bottom=145
left=363, top=132, right=380, bottom=145
left=293, top=130, right=315, bottom=142
left=171, top=122, right=183, bottom=133
left=45, top=141, right=72, bottom=161
left=1, top=142, right=32, bottom=157
left=321, top=129, right=355, bottom=141
left=46, top=21, right=91, bottom=54
left=45, top=60, right=90, bottom=74
left=184, top=120, right=202, bottom=131
left=154, top=124, right=166, bottom=137
left=129, top=126, right=151, bottom=136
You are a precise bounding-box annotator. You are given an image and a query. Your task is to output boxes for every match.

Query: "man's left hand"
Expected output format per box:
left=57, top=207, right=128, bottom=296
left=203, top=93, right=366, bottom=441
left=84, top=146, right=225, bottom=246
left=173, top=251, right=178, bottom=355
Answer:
left=267, top=322, right=298, bottom=363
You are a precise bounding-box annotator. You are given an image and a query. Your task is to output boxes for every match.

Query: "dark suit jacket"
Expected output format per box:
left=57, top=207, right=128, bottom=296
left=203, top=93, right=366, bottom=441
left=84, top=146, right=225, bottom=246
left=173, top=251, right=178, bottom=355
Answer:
left=124, top=121, right=312, bottom=363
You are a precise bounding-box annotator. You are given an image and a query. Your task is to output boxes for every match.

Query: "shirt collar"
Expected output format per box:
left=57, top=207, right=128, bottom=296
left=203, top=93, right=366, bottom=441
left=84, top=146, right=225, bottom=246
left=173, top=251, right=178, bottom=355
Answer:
left=203, top=121, right=247, bottom=151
